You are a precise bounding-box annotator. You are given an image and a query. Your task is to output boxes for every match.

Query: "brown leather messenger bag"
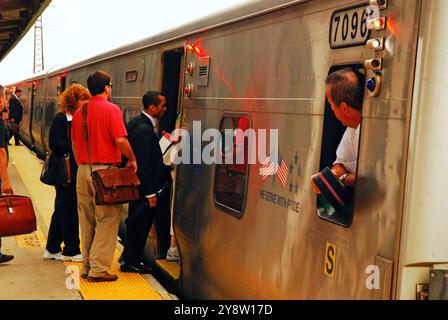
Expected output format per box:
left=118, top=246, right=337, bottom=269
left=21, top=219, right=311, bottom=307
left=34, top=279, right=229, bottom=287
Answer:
left=82, top=105, right=140, bottom=205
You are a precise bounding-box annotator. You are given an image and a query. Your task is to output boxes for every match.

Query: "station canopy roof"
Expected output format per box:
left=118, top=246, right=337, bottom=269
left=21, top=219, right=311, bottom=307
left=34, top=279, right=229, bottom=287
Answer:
left=0, top=0, right=52, bottom=62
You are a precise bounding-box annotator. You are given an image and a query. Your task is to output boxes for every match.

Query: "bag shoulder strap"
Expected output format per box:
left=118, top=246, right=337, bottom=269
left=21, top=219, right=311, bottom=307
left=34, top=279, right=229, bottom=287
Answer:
left=82, top=105, right=93, bottom=174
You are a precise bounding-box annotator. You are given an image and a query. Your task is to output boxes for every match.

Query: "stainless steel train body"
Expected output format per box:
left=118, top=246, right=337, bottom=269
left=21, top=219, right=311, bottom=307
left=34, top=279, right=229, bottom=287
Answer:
left=10, top=0, right=448, bottom=299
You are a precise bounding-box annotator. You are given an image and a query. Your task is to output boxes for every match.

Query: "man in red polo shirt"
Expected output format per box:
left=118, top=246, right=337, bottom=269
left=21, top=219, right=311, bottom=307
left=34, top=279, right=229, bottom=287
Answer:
left=72, top=70, right=137, bottom=282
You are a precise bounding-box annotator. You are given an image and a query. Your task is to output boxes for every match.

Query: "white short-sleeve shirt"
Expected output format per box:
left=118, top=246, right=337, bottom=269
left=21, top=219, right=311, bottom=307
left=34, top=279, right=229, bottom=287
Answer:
left=334, top=125, right=360, bottom=173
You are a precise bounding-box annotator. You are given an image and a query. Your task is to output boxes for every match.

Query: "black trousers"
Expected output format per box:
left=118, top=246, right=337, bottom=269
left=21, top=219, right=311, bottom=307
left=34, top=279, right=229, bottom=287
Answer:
left=8, top=124, right=20, bottom=145
left=122, top=199, right=157, bottom=265
left=46, top=182, right=81, bottom=256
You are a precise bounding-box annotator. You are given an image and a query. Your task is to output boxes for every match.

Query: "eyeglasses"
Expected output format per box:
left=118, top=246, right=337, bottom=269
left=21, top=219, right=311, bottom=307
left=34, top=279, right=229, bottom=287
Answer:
left=107, top=83, right=113, bottom=88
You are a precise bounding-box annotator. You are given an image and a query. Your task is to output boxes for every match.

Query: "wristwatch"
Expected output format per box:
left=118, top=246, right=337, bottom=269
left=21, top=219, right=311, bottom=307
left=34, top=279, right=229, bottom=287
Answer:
left=339, top=173, right=349, bottom=186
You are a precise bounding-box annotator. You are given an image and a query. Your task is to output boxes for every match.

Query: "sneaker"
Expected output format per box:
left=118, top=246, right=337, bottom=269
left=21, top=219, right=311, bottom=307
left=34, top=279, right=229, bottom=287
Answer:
left=43, top=250, right=62, bottom=260
left=61, top=254, right=83, bottom=263
left=166, top=247, right=180, bottom=262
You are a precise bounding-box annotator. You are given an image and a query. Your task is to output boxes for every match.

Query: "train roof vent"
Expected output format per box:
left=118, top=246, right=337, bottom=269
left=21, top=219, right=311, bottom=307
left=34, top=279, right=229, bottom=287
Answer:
left=198, top=56, right=210, bottom=87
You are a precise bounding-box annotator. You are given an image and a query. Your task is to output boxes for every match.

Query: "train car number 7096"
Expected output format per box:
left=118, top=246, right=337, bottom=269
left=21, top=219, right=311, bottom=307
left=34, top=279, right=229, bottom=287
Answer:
left=330, top=4, right=372, bottom=49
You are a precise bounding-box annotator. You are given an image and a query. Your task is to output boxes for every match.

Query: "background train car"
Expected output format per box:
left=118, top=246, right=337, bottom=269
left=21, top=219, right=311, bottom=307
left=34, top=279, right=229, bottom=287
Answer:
left=8, top=0, right=448, bottom=299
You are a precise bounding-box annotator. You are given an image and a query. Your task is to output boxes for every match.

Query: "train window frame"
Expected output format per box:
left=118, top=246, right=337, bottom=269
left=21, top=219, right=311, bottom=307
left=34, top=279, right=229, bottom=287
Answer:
left=316, top=63, right=365, bottom=228
left=213, top=113, right=252, bottom=219
left=57, top=76, right=67, bottom=96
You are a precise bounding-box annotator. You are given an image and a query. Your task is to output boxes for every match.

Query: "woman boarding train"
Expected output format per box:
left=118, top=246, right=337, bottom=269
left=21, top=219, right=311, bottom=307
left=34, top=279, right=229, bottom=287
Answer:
left=43, top=84, right=91, bottom=262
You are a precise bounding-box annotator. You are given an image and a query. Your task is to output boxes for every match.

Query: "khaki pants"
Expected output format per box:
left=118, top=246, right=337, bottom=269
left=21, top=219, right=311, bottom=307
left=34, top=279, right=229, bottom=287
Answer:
left=77, top=165, right=122, bottom=277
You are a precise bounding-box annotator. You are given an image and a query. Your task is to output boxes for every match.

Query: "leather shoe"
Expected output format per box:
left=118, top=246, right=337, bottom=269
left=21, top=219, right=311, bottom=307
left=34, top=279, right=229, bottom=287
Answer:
left=87, top=273, right=118, bottom=282
left=120, top=262, right=152, bottom=274
left=0, top=254, right=14, bottom=264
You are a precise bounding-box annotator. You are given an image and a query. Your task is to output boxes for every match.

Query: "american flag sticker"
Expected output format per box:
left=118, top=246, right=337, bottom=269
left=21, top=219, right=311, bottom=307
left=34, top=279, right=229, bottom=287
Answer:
left=260, top=152, right=289, bottom=188
left=261, top=155, right=277, bottom=180
left=276, top=153, right=289, bottom=187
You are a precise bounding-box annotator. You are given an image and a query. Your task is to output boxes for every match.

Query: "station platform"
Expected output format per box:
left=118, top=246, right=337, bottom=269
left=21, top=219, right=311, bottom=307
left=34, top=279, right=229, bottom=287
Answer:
left=0, top=145, right=178, bottom=300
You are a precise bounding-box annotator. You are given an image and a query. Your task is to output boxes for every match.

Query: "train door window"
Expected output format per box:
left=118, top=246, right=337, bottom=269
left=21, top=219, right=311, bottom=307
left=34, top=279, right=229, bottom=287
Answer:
left=315, top=64, right=365, bottom=228
left=34, top=103, right=43, bottom=124
left=214, top=114, right=251, bottom=218
left=123, top=107, right=140, bottom=124
left=45, top=102, right=56, bottom=126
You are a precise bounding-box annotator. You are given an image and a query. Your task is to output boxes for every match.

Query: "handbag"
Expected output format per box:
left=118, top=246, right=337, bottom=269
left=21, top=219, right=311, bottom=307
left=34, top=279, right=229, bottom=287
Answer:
left=40, top=151, right=71, bottom=186
left=0, top=194, right=37, bottom=237
left=82, top=105, right=140, bottom=206
left=40, top=122, right=72, bottom=186
left=6, top=121, right=19, bottom=133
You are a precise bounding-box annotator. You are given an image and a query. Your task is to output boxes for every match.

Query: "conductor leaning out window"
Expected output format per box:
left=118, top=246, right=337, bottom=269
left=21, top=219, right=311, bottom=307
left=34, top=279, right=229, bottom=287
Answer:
left=311, top=68, right=362, bottom=192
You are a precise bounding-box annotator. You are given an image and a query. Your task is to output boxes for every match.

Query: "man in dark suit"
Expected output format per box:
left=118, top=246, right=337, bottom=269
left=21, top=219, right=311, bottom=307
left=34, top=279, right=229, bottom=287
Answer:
left=8, top=88, right=23, bottom=146
left=120, top=90, right=169, bottom=274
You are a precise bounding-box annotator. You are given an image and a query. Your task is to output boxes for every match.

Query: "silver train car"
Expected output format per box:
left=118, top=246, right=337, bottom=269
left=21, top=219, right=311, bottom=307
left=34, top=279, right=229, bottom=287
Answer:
left=9, top=0, right=448, bottom=299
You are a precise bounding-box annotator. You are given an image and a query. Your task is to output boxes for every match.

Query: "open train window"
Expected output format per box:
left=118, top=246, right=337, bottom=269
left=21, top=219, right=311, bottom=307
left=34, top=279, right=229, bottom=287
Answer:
left=214, top=114, right=251, bottom=218
left=315, top=64, right=365, bottom=228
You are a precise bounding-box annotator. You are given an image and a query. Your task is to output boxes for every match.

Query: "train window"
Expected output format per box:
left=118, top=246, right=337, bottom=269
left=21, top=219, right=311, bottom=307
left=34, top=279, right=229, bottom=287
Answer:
left=315, top=64, right=365, bottom=228
left=57, top=76, right=67, bottom=96
left=126, top=70, right=138, bottom=82
left=214, top=115, right=251, bottom=218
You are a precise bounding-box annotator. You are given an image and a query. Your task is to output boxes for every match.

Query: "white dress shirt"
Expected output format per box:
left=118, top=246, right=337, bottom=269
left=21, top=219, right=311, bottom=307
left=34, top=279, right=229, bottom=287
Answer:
left=142, top=111, right=157, bottom=133
left=334, top=125, right=360, bottom=174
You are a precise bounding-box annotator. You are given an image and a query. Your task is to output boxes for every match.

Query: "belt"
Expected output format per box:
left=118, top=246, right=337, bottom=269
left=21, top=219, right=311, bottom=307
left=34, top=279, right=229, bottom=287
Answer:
left=82, top=163, right=118, bottom=166
left=92, top=163, right=118, bottom=165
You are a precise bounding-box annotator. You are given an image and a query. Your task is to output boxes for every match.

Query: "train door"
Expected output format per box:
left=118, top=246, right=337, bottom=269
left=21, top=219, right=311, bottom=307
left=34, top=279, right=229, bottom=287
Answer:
left=29, top=82, right=37, bottom=148
left=31, top=79, right=46, bottom=158
left=41, top=77, right=59, bottom=156
left=18, top=82, right=37, bottom=149
left=150, top=48, right=185, bottom=260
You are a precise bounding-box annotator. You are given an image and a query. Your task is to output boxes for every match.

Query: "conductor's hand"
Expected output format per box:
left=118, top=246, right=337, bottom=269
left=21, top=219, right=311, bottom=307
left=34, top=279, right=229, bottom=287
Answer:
left=147, top=195, right=157, bottom=208
left=310, top=173, right=321, bottom=194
